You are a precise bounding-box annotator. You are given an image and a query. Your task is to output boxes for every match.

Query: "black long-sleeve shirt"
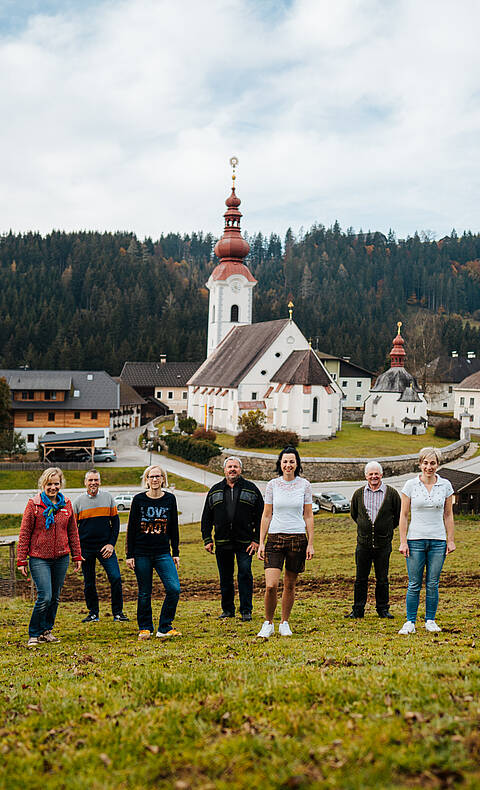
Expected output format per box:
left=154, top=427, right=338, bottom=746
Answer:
left=126, top=491, right=179, bottom=558
left=201, top=477, right=263, bottom=546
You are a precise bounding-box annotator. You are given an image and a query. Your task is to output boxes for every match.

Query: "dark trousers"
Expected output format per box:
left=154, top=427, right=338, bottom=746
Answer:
left=215, top=542, right=253, bottom=616
left=134, top=553, right=180, bottom=633
left=353, top=544, right=391, bottom=614
left=81, top=548, right=123, bottom=617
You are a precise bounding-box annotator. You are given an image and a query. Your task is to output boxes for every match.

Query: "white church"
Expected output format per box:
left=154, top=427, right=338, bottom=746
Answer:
left=187, top=169, right=342, bottom=440
left=362, top=324, right=428, bottom=434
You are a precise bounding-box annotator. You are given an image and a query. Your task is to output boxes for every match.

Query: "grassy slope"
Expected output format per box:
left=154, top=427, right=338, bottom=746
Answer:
left=216, top=424, right=452, bottom=457
left=0, top=469, right=208, bottom=493
left=0, top=518, right=479, bottom=789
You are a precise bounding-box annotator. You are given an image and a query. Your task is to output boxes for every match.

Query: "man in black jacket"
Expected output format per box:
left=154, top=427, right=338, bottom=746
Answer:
left=346, top=461, right=401, bottom=620
left=201, top=456, right=264, bottom=621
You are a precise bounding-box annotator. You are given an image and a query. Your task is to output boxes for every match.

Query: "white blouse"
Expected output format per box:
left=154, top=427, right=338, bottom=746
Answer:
left=265, top=476, right=312, bottom=535
left=402, top=474, right=453, bottom=540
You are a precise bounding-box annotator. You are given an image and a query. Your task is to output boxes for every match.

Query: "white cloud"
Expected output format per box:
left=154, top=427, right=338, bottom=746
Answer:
left=0, top=0, right=479, bottom=239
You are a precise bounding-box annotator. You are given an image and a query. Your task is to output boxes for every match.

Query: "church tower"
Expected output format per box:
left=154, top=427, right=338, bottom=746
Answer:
left=206, top=158, right=256, bottom=356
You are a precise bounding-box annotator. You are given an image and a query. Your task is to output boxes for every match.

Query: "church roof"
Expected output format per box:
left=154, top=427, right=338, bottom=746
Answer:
left=210, top=261, right=256, bottom=283
left=397, top=385, right=422, bottom=402
left=271, top=349, right=330, bottom=386
left=188, top=319, right=290, bottom=388
left=371, top=367, right=421, bottom=394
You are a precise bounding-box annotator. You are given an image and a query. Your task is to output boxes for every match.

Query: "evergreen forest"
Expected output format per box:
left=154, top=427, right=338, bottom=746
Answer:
left=1, top=225, right=480, bottom=375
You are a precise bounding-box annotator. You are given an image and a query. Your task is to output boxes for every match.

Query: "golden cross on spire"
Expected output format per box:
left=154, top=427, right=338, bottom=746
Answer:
left=397, top=321, right=402, bottom=335
left=229, top=156, right=239, bottom=187
left=288, top=300, right=294, bottom=321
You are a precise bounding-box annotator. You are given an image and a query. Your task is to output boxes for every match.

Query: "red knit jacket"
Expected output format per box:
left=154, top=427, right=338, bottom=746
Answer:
left=17, top=493, right=82, bottom=566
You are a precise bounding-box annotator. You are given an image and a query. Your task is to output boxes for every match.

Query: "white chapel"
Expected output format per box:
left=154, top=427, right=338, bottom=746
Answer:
left=363, top=323, right=427, bottom=434
left=187, top=165, right=342, bottom=440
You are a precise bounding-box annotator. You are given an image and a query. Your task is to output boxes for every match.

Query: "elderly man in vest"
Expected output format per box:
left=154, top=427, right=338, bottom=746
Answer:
left=201, top=456, right=264, bottom=621
left=346, top=461, right=401, bottom=619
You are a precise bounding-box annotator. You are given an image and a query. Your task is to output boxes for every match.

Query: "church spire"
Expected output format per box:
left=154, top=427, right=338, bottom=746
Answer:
left=213, top=156, right=251, bottom=264
left=389, top=322, right=406, bottom=367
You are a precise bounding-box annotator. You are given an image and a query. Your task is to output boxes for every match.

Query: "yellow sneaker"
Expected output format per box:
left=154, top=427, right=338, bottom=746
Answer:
left=138, top=630, right=152, bottom=640
left=156, top=628, right=182, bottom=638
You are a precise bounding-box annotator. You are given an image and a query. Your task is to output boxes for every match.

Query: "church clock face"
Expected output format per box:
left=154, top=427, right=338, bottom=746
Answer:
left=230, top=280, right=241, bottom=293
left=287, top=335, right=295, bottom=344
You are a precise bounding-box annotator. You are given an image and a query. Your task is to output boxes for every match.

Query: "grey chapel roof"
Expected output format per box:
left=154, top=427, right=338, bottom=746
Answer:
left=188, top=319, right=290, bottom=388
left=0, top=369, right=119, bottom=410
left=270, top=349, right=331, bottom=386
left=120, top=361, right=201, bottom=388
left=371, top=367, right=421, bottom=394
left=397, top=385, right=422, bottom=402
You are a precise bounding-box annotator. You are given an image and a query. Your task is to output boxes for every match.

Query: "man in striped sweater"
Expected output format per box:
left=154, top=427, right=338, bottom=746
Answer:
left=346, top=461, right=401, bottom=620
left=73, top=470, right=128, bottom=623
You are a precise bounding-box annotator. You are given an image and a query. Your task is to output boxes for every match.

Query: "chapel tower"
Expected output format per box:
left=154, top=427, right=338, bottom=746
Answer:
left=206, top=157, right=256, bottom=356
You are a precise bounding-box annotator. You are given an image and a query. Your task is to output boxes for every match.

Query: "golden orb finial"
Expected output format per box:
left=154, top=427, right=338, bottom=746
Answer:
left=397, top=320, right=402, bottom=335
left=229, top=156, right=239, bottom=187
left=288, top=300, right=294, bottom=321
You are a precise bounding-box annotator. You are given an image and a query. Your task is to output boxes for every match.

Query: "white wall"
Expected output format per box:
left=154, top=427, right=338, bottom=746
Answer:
left=454, top=389, right=480, bottom=428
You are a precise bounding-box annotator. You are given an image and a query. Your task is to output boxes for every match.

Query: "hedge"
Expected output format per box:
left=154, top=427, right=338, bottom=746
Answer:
left=166, top=434, right=222, bottom=464
left=235, top=428, right=299, bottom=448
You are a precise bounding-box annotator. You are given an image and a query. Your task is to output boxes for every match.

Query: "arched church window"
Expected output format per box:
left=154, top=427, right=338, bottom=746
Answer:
left=231, top=304, right=239, bottom=322
left=312, top=397, right=318, bottom=423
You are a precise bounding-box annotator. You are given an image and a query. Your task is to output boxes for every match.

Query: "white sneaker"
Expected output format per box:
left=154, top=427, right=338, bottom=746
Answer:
left=279, top=621, right=292, bottom=636
left=257, top=621, right=275, bottom=638
left=425, top=620, right=441, bottom=632
left=398, top=621, right=416, bottom=635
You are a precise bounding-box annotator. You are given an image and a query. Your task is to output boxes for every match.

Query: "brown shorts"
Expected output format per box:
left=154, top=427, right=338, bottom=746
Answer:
left=264, top=533, right=308, bottom=574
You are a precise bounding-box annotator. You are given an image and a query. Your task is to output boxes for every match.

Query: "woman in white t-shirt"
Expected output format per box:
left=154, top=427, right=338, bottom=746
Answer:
left=257, top=447, right=314, bottom=638
left=397, top=447, right=455, bottom=635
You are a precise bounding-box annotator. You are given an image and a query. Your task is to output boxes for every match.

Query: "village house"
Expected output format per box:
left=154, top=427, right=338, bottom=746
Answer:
left=0, top=369, right=118, bottom=450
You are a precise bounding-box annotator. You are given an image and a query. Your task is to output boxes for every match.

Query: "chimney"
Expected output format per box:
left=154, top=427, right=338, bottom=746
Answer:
left=160, top=355, right=167, bottom=365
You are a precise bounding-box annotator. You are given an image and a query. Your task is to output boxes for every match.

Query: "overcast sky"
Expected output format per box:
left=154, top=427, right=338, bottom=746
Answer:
left=1, top=0, right=479, bottom=241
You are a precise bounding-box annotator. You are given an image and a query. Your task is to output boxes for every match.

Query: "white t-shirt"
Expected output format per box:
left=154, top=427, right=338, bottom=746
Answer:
left=401, top=474, right=454, bottom=540
left=264, top=477, right=312, bottom=535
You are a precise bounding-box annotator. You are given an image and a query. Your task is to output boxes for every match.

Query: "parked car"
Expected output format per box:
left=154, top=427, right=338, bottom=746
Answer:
left=312, top=500, right=320, bottom=515
left=314, top=492, right=350, bottom=514
left=114, top=493, right=134, bottom=511
left=74, top=447, right=117, bottom=463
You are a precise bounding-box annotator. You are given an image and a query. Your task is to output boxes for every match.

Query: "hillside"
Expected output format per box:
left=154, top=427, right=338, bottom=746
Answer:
left=1, top=226, right=480, bottom=373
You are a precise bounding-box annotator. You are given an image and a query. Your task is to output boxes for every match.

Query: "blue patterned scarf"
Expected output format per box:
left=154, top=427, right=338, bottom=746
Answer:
left=40, top=491, right=66, bottom=530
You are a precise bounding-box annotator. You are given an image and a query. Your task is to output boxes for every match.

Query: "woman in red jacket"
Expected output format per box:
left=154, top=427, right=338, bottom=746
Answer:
left=17, top=467, right=82, bottom=647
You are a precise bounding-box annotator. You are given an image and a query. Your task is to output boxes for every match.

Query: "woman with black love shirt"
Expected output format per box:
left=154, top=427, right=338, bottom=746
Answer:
left=126, top=464, right=181, bottom=640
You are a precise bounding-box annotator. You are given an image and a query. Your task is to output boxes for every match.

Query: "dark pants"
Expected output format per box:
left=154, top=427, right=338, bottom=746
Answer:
left=29, top=555, right=69, bottom=637
left=134, top=553, right=180, bottom=633
left=215, top=542, right=253, bottom=616
left=353, top=544, right=391, bottom=614
left=81, top=548, right=123, bottom=617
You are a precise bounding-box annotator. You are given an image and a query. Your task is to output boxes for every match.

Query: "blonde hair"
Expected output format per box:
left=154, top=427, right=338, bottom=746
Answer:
left=38, top=467, right=66, bottom=490
left=418, top=446, right=441, bottom=465
left=142, top=464, right=168, bottom=489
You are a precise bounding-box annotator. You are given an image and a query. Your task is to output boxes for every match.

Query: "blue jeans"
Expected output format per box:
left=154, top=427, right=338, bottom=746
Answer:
left=81, top=548, right=123, bottom=616
left=215, top=542, right=253, bottom=616
left=134, top=554, right=180, bottom=633
left=406, top=539, right=447, bottom=623
left=29, top=555, right=70, bottom=637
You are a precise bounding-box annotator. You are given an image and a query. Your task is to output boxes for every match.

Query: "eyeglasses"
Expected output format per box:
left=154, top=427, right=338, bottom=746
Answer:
left=148, top=475, right=162, bottom=479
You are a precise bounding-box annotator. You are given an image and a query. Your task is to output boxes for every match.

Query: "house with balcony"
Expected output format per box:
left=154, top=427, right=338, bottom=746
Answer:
left=0, top=369, right=119, bottom=450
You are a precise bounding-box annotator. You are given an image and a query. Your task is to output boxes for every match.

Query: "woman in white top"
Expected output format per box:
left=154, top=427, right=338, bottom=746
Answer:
left=398, top=447, right=455, bottom=635
left=257, top=447, right=314, bottom=638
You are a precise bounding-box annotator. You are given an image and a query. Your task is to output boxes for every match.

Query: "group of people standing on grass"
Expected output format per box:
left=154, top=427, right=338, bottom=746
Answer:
left=16, top=444, right=455, bottom=647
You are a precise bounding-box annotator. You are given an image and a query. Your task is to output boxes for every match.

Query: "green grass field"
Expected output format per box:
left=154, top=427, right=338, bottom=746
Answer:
left=216, top=423, right=452, bottom=457
left=1, top=516, right=478, bottom=789
left=0, top=469, right=208, bottom=493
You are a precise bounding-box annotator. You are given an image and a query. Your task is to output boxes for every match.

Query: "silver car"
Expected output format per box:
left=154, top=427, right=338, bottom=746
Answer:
left=315, top=492, right=350, bottom=514
left=114, top=493, right=134, bottom=511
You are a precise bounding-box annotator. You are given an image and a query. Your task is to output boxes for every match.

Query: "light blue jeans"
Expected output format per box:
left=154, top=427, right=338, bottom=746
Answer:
left=406, top=539, right=446, bottom=623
